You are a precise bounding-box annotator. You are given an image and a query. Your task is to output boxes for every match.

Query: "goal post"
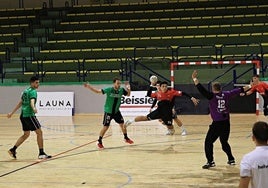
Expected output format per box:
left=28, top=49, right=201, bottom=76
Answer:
left=170, top=60, right=261, bottom=115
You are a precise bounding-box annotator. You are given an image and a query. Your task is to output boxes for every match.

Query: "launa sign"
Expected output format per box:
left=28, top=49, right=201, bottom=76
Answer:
left=39, top=100, right=72, bottom=107
left=36, top=92, right=74, bottom=116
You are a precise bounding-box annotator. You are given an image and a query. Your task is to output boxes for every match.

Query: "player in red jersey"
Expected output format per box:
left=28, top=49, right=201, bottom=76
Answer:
left=244, top=75, right=268, bottom=116
left=124, top=81, right=199, bottom=134
left=150, top=81, right=188, bottom=135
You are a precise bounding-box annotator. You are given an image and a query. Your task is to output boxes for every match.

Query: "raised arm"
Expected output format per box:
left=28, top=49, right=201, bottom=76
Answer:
left=192, top=70, right=213, bottom=100
left=83, top=82, right=102, bottom=94
left=124, top=81, right=131, bottom=97
left=146, top=86, right=155, bottom=97
left=150, top=98, right=158, bottom=111
left=241, top=80, right=255, bottom=96
left=181, top=91, right=200, bottom=106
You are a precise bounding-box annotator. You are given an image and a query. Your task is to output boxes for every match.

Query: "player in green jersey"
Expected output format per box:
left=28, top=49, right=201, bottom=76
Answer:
left=7, top=76, right=51, bottom=159
left=84, top=78, right=134, bottom=149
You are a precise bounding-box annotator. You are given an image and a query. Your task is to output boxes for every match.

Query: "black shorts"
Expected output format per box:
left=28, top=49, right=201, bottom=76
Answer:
left=20, top=115, right=41, bottom=131
left=103, top=111, right=124, bottom=126
left=147, top=108, right=173, bottom=126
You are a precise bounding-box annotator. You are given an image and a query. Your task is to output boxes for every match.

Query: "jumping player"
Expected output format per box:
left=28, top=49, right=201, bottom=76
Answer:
left=84, top=78, right=133, bottom=149
left=150, top=82, right=187, bottom=135
left=7, top=76, right=51, bottom=159
left=124, top=81, right=199, bottom=133
left=192, top=70, right=251, bottom=169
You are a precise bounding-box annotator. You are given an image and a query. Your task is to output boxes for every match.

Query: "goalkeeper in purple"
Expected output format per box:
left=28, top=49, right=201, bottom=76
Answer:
left=192, top=70, right=251, bottom=169
left=84, top=78, right=133, bottom=149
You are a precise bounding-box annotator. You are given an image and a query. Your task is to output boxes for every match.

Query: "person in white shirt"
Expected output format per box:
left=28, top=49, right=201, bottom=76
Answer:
left=239, top=121, right=268, bottom=188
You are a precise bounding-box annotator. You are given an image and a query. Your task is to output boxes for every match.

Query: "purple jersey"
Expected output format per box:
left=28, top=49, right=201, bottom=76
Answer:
left=209, top=88, right=242, bottom=121
left=196, top=83, right=242, bottom=121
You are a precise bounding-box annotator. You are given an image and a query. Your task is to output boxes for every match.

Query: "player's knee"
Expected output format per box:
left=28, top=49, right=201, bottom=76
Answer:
left=136, top=116, right=148, bottom=121
left=34, top=128, right=43, bottom=136
left=23, top=131, right=30, bottom=138
left=103, top=124, right=110, bottom=128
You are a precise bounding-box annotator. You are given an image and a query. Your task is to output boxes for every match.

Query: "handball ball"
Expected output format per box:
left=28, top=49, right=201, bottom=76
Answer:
left=150, top=75, right=158, bottom=84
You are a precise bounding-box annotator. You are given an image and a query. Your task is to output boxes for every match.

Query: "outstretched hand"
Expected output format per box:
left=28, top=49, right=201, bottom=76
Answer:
left=191, top=97, right=200, bottom=106
left=250, top=79, right=254, bottom=86
left=7, top=113, right=12, bottom=118
left=150, top=81, right=157, bottom=86
left=125, top=81, right=131, bottom=90
left=192, top=70, right=198, bottom=79
left=83, top=82, right=89, bottom=88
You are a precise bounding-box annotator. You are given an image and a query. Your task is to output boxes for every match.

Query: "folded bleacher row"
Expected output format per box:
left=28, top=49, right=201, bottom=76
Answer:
left=0, top=0, right=267, bottom=84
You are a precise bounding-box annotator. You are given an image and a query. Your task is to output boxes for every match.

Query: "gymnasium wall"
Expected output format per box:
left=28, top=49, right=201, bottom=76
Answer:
left=0, top=83, right=257, bottom=115
left=0, top=84, right=108, bottom=114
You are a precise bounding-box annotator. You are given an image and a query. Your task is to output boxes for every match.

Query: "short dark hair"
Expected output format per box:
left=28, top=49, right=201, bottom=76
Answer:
left=160, top=81, right=168, bottom=86
left=30, top=76, right=39, bottom=83
left=252, top=121, right=268, bottom=142
left=113, top=77, right=120, bottom=83
left=212, top=82, right=221, bottom=91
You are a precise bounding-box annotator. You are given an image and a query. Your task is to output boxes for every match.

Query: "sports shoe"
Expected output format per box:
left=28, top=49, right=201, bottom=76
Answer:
left=181, top=129, right=187, bottom=136
left=264, top=109, right=268, bottom=116
left=202, top=161, right=216, bottom=169
left=166, top=129, right=175, bottom=135
left=227, top=160, right=236, bottom=165
left=38, top=153, right=52, bottom=159
left=97, top=142, right=104, bottom=150
left=124, top=120, right=132, bottom=128
left=125, top=138, right=134, bottom=144
left=8, top=149, right=17, bottom=159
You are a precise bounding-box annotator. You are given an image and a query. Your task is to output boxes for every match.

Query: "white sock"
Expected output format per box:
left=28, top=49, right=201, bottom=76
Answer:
left=180, top=125, right=186, bottom=131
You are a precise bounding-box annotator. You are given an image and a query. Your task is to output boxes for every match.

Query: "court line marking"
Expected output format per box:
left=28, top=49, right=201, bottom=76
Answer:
left=0, top=124, right=251, bottom=178
left=0, top=134, right=111, bottom=178
left=0, top=166, right=132, bottom=188
left=0, top=138, right=200, bottom=186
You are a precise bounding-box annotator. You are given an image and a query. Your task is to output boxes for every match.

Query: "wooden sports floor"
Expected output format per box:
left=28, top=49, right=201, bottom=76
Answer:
left=0, top=113, right=265, bottom=188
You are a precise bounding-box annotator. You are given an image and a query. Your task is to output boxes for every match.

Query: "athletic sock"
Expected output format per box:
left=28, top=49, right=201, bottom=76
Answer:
left=98, top=136, right=103, bottom=143
left=123, top=133, right=129, bottom=140
left=11, top=146, right=17, bottom=151
left=39, top=148, right=44, bottom=154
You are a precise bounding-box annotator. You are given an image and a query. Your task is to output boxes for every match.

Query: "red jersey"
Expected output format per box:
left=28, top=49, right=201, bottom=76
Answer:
left=150, top=89, right=182, bottom=101
left=251, top=82, right=268, bottom=96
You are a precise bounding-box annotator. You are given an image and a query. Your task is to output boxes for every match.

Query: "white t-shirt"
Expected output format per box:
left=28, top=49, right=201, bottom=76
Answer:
left=240, top=146, right=268, bottom=188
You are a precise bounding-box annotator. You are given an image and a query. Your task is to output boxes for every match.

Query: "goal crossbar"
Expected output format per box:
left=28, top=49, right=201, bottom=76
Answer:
left=170, top=60, right=261, bottom=115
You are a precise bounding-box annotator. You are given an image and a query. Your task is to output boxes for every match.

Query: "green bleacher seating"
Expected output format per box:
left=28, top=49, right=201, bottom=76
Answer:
left=64, top=6, right=268, bottom=22
left=0, top=0, right=267, bottom=83
left=56, top=15, right=268, bottom=32
left=66, top=0, right=268, bottom=16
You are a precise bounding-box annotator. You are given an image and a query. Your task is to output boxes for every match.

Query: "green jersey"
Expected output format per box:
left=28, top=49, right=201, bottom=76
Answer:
left=21, top=87, right=37, bottom=117
left=102, top=87, right=127, bottom=114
